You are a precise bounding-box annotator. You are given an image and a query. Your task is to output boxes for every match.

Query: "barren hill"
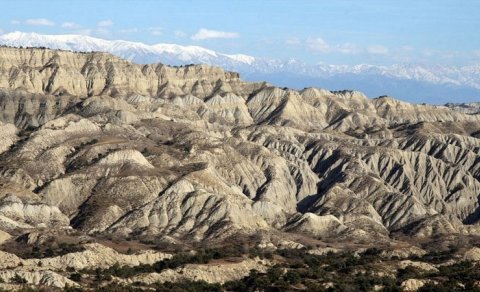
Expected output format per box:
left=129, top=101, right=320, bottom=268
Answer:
left=0, top=46, right=480, bottom=246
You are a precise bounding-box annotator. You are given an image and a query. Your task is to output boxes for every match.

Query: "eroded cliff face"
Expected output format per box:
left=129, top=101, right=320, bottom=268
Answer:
left=0, top=46, right=480, bottom=246
left=0, top=47, right=258, bottom=99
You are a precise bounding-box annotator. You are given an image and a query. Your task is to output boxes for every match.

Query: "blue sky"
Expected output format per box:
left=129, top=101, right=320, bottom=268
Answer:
left=1, top=0, right=479, bottom=66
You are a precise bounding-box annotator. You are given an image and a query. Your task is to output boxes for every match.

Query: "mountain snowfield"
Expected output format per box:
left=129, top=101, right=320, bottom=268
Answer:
left=1, top=31, right=480, bottom=103
left=0, top=31, right=258, bottom=67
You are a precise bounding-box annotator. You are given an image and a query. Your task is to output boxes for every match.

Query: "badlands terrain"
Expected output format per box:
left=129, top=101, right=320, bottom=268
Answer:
left=0, top=46, right=480, bottom=290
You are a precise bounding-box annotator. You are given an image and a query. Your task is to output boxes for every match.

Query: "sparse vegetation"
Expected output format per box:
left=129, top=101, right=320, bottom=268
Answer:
left=0, top=241, right=452, bottom=291
left=84, top=245, right=248, bottom=279
left=5, top=241, right=85, bottom=259
left=0, top=242, right=474, bottom=291
left=69, top=272, right=82, bottom=282
left=10, top=274, right=27, bottom=284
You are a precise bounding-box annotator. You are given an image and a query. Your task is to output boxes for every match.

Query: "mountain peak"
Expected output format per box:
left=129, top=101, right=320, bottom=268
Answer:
left=0, top=31, right=254, bottom=65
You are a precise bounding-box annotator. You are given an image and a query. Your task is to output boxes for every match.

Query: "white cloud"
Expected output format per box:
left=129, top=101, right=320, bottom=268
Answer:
left=306, top=37, right=330, bottom=53
left=285, top=38, right=301, bottom=45
left=25, top=18, right=55, bottom=26
left=420, top=48, right=456, bottom=60
left=400, top=45, right=414, bottom=52
left=191, top=28, right=239, bottom=40
left=174, top=30, right=186, bottom=38
left=308, top=37, right=361, bottom=54
left=119, top=28, right=138, bottom=33
left=97, top=20, right=113, bottom=27
left=367, top=45, right=389, bottom=55
left=10, top=20, right=20, bottom=25
left=149, top=27, right=163, bottom=36
left=473, top=50, right=480, bottom=58
left=337, top=43, right=359, bottom=54
left=95, top=27, right=110, bottom=35
left=61, top=22, right=81, bottom=29
left=307, top=38, right=360, bottom=54
left=422, top=49, right=435, bottom=57
left=74, top=29, right=92, bottom=36
left=0, top=28, right=3, bottom=34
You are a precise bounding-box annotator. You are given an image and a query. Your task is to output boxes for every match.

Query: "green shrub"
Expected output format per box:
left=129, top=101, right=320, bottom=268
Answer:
left=266, top=265, right=283, bottom=282
left=155, top=280, right=222, bottom=292
left=10, top=274, right=27, bottom=284
left=397, top=265, right=424, bottom=282
left=284, top=270, right=301, bottom=284
left=69, top=272, right=82, bottom=282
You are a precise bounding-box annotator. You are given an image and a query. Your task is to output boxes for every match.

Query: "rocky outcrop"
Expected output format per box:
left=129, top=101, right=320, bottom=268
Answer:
left=463, top=247, right=480, bottom=261
left=401, top=279, right=431, bottom=291
left=0, top=194, right=69, bottom=231
left=27, top=243, right=171, bottom=270
left=381, top=246, right=427, bottom=259
left=0, top=122, right=17, bottom=154
left=0, top=47, right=262, bottom=99
left=285, top=213, right=347, bottom=237
left=121, top=257, right=270, bottom=285
left=0, top=270, right=78, bottom=288
left=446, top=102, right=480, bottom=114
left=0, top=243, right=171, bottom=270
left=397, top=260, right=438, bottom=272
left=0, top=242, right=171, bottom=288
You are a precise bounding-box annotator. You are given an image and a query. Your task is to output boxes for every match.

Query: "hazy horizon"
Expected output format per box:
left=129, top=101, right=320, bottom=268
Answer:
left=1, top=0, right=479, bottom=67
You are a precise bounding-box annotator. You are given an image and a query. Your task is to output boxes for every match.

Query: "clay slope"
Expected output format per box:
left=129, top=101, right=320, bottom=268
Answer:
left=0, top=46, right=480, bottom=244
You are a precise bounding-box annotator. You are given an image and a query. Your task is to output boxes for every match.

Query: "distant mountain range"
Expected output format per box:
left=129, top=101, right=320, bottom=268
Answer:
left=1, top=31, right=479, bottom=104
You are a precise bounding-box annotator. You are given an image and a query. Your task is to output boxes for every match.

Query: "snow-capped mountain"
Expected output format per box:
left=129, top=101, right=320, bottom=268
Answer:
left=1, top=31, right=479, bottom=104
left=0, top=31, right=259, bottom=67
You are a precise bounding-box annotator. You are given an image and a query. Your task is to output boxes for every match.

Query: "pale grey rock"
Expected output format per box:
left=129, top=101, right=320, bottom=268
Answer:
left=398, top=260, right=438, bottom=272
left=464, top=247, right=480, bottom=261
left=381, top=246, right=427, bottom=259
left=121, top=257, right=270, bottom=285
left=401, top=279, right=431, bottom=291
left=0, top=270, right=78, bottom=288
left=446, top=102, right=480, bottom=114
left=0, top=194, right=69, bottom=230
left=0, top=46, right=479, bottom=245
